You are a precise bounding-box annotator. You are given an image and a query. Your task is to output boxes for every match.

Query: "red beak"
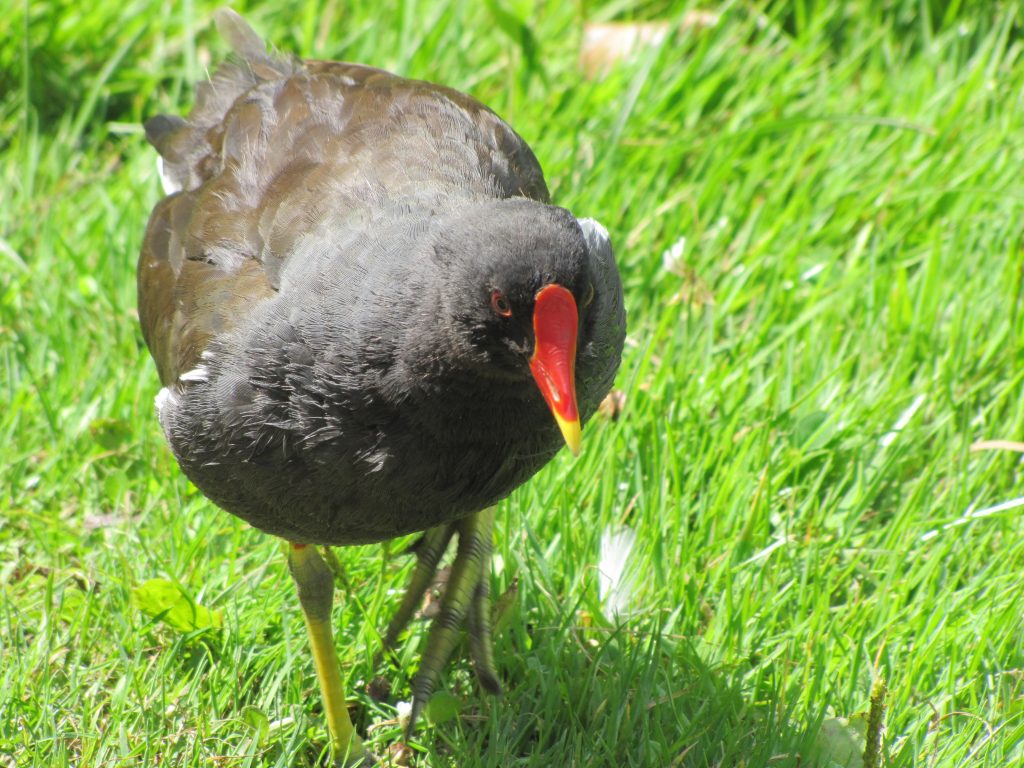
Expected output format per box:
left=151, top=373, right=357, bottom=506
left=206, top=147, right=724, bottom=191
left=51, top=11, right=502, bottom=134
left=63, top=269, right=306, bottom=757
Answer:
left=529, top=284, right=582, bottom=455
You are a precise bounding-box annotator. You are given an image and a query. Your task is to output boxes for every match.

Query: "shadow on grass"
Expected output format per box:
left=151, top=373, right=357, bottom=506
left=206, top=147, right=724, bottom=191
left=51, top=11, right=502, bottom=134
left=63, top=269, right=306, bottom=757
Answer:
left=391, top=612, right=825, bottom=767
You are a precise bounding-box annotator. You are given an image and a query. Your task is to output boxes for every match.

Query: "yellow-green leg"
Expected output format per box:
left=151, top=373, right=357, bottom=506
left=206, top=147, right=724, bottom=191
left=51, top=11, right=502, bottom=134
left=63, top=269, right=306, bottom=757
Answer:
left=287, top=543, right=366, bottom=765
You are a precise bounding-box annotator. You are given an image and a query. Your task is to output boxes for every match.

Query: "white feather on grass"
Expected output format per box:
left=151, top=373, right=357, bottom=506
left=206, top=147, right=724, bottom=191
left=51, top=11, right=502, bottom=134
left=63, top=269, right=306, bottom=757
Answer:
left=598, top=525, right=637, bottom=621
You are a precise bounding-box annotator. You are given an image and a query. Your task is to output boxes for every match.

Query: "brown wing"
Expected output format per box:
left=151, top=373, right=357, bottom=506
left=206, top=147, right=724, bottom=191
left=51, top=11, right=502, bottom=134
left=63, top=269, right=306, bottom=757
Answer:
left=138, top=9, right=548, bottom=385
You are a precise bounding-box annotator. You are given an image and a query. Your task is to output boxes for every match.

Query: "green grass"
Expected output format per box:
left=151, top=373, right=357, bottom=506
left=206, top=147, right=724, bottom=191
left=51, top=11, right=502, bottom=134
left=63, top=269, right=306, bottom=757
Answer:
left=3, top=0, right=1024, bottom=765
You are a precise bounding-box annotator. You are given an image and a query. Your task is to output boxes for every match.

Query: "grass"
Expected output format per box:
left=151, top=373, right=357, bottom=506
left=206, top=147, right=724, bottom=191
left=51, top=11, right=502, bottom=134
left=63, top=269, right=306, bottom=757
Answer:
left=2, top=0, right=1024, bottom=765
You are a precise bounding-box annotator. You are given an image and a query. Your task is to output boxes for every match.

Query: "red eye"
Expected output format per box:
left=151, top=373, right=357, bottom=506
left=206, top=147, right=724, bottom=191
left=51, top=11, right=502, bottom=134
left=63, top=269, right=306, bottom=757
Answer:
left=490, top=289, right=512, bottom=317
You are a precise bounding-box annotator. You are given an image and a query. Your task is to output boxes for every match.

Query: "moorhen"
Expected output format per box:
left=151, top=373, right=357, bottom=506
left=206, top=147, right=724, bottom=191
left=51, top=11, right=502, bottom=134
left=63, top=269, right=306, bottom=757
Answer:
left=138, top=9, right=625, bottom=761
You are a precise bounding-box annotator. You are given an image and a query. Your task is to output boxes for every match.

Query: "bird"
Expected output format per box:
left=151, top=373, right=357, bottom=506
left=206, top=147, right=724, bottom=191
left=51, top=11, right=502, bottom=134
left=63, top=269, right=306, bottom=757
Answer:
left=138, top=9, right=625, bottom=762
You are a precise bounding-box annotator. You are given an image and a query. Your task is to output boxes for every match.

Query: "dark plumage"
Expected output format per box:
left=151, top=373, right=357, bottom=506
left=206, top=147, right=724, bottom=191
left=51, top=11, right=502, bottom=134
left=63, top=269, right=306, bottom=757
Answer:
left=138, top=9, right=624, bottom=755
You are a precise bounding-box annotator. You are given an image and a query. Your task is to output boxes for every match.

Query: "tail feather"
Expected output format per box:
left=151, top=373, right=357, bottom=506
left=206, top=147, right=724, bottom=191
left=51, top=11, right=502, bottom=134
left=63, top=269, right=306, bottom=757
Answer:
left=144, top=8, right=300, bottom=194
left=213, top=8, right=296, bottom=80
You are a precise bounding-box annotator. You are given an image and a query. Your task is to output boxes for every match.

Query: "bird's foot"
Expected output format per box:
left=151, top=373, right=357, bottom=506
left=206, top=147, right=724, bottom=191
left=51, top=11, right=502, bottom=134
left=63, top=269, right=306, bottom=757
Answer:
left=381, top=507, right=500, bottom=735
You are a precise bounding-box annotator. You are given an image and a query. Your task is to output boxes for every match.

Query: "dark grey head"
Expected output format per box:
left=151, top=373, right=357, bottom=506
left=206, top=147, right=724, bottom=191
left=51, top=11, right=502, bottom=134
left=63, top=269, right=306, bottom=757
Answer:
left=431, top=199, right=589, bottom=364
left=422, top=197, right=619, bottom=453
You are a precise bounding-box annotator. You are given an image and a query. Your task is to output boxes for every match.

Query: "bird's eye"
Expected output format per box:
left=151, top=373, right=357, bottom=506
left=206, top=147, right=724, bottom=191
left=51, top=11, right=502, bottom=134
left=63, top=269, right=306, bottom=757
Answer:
left=490, top=289, right=513, bottom=317
left=582, top=282, right=595, bottom=308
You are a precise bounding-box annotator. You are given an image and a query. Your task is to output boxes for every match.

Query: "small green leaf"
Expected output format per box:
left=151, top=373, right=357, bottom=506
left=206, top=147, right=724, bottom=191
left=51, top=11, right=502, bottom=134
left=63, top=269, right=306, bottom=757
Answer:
left=77, top=275, right=99, bottom=298
left=424, top=691, right=461, bottom=725
left=814, top=716, right=865, bottom=768
left=88, top=417, right=133, bottom=451
left=240, top=705, right=270, bottom=746
left=133, top=578, right=222, bottom=633
left=791, top=410, right=829, bottom=447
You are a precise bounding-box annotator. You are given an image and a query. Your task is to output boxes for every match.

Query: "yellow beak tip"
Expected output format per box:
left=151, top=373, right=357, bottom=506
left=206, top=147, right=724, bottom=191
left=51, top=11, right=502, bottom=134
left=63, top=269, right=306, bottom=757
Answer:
left=554, top=414, right=582, bottom=457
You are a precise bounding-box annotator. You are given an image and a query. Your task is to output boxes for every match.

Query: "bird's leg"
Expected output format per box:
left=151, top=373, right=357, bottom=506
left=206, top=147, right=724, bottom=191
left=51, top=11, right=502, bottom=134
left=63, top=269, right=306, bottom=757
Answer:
left=465, top=539, right=501, bottom=695
left=287, top=543, right=366, bottom=765
left=407, top=507, right=499, bottom=734
left=382, top=523, right=457, bottom=651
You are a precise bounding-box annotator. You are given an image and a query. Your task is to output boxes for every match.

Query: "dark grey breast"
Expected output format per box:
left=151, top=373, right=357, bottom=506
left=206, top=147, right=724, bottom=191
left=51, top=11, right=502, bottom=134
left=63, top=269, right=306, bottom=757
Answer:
left=139, top=12, right=625, bottom=544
